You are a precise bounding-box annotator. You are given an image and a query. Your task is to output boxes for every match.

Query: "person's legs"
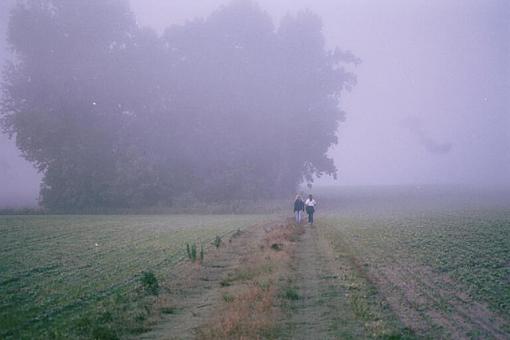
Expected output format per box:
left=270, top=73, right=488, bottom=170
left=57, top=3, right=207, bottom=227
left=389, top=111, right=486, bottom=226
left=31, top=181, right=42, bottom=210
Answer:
left=294, top=211, right=300, bottom=224
left=310, top=210, right=314, bottom=225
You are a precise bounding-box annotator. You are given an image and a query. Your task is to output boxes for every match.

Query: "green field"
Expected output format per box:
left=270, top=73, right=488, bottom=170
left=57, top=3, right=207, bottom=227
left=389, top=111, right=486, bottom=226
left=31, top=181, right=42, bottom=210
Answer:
left=2, top=186, right=509, bottom=339
left=318, top=186, right=510, bottom=337
left=0, top=214, right=269, bottom=339
left=324, top=210, right=510, bottom=311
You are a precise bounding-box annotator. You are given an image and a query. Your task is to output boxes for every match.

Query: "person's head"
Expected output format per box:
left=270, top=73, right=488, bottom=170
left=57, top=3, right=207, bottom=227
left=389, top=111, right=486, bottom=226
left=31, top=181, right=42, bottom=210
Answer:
left=295, top=194, right=301, bottom=201
left=308, top=194, right=313, bottom=200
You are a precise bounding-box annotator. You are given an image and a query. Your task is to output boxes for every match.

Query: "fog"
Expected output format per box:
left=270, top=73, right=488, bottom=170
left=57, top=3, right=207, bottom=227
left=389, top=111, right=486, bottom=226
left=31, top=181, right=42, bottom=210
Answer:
left=0, top=0, right=509, bottom=208
left=0, top=0, right=41, bottom=207
left=129, top=0, right=510, bottom=187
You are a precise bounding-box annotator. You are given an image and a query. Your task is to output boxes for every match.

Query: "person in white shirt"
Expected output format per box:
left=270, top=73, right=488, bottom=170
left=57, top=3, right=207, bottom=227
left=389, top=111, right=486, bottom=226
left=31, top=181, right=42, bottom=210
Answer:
left=304, top=194, right=317, bottom=225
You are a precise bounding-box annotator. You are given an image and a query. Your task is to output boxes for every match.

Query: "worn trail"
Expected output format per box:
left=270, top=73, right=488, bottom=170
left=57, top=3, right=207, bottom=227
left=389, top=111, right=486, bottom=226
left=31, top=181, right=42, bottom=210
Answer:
left=284, top=225, right=366, bottom=339
left=139, top=219, right=510, bottom=339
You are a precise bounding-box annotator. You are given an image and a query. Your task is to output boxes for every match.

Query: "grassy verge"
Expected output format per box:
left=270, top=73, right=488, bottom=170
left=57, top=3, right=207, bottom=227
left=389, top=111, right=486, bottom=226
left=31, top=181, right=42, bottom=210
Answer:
left=197, top=222, right=302, bottom=339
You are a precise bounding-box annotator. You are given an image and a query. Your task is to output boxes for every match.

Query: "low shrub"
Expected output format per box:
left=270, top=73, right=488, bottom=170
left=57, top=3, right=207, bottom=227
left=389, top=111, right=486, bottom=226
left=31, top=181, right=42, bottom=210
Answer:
left=140, top=271, right=159, bottom=295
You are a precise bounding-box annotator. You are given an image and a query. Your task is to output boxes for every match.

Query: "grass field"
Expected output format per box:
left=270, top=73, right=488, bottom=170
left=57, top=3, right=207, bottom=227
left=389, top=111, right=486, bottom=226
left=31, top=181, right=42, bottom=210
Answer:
left=324, top=211, right=510, bottom=311
left=1, top=186, right=509, bottom=339
left=0, top=214, right=269, bottom=339
left=318, top=186, right=510, bottom=338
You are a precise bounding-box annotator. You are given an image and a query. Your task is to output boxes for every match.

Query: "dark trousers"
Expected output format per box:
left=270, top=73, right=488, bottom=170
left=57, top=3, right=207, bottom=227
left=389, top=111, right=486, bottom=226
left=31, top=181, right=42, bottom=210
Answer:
left=306, top=206, right=315, bottom=224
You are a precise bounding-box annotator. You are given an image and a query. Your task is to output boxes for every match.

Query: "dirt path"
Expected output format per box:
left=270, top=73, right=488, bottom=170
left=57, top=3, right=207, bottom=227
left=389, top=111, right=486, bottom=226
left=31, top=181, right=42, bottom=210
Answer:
left=283, top=225, right=366, bottom=339
left=138, top=223, right=271, bottom=340
left=138, top=222, right=395, bottom=339
left=137, top=219, right=509, bottom=339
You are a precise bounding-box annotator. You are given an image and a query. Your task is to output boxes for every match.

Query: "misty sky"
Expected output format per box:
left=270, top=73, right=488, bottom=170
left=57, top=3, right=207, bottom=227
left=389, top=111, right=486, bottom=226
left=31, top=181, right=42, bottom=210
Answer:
left=1, top=0, right=509, bottom=206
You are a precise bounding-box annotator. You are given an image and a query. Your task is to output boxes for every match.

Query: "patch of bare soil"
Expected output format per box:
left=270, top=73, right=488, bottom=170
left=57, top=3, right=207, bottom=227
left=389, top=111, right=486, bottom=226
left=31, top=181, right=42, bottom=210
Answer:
left=368, top=261, right=509, bottom=339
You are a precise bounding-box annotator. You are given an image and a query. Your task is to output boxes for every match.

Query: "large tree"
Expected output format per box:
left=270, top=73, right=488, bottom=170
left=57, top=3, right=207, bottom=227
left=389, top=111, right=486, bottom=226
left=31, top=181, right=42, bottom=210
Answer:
left=1, top=0, right=358, bottom=210
left=1, top=0, right=154, bottom=209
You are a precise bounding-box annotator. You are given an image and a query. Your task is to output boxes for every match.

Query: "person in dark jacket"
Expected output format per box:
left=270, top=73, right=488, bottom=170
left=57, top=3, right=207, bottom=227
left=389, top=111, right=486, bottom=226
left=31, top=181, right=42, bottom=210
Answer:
left=293, top=195, right=305, bottom=224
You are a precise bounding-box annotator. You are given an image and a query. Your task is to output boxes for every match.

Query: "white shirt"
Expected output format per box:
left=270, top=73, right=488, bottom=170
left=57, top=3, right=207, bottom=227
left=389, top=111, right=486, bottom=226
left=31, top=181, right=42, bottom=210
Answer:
left=305, top=199, right=317, bottom=207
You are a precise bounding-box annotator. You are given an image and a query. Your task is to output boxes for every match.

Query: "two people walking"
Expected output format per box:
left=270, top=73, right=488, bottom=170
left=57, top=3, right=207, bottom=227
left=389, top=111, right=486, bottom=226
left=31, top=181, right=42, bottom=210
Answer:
left=294, top=194, right=317, bottom=225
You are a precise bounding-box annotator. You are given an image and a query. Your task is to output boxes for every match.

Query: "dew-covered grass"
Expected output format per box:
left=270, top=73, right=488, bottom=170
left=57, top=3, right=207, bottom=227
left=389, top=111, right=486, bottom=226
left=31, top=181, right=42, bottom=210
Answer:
left=0, top=214, right=268, bottom=339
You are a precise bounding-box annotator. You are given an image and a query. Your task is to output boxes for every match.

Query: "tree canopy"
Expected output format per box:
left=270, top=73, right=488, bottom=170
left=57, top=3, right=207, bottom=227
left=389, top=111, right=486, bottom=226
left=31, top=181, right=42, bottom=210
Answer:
left=1, top=0, right=358, bottom=210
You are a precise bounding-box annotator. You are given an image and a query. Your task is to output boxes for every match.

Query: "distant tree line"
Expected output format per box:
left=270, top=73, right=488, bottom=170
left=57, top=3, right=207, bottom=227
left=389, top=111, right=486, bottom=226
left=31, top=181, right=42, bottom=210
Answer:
left=0, top=0, right=358, bottom=210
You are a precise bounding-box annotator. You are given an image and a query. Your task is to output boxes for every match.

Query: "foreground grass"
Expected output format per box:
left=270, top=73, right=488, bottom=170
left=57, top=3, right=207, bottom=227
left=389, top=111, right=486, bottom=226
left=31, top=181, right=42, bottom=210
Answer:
left=0, top=214, right=269, bottom=339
